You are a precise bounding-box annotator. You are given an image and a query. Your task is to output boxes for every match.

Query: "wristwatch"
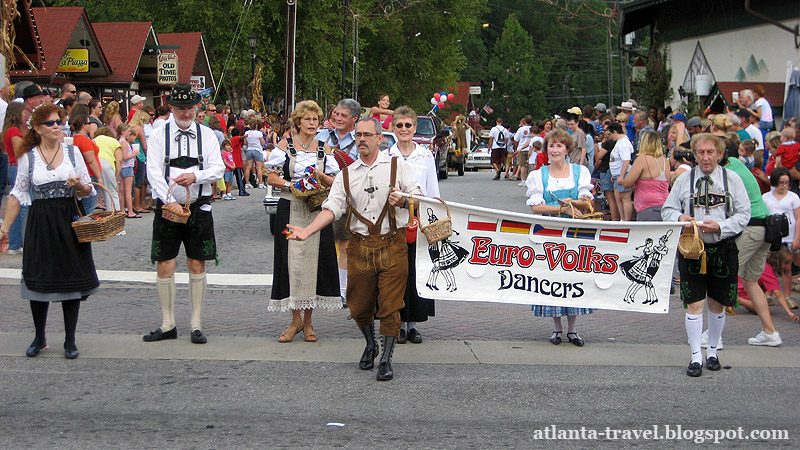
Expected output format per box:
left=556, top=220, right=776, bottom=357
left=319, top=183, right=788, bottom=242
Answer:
left=284, top=181, right=291, bottom=189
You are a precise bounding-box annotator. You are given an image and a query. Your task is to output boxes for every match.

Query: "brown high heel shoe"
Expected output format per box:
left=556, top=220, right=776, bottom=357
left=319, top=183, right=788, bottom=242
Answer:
left=278, top=323, right=304, bottom=343
left=303, top=325, right=318, bottom=342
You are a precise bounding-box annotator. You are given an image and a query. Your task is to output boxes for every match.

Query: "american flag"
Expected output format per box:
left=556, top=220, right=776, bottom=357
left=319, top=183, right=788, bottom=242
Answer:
left=482, top=104, right=494, bottom=114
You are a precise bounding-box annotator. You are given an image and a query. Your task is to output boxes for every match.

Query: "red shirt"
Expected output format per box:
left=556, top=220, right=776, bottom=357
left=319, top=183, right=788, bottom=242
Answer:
left=74, top=134, right=101, bottom=178
left=777, top=142, right=800, bottom=170
left=230, top=136, right=243, bottom=168
left=3, top=126, right=23, bottom=165
left=534, top=152, right=549, bottom=170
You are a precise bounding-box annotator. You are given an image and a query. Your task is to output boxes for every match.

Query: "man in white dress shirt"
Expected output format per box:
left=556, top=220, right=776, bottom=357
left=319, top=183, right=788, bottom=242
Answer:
left=287, top=118, right=423, bottom=381
left=142, top=83, right=224, bottom=345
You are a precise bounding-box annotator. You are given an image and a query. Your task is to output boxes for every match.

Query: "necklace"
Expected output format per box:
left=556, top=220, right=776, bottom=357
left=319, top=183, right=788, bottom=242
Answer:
left=294, top=134, right=313, bottom=150
left=40, top=144, right=60, bottom=171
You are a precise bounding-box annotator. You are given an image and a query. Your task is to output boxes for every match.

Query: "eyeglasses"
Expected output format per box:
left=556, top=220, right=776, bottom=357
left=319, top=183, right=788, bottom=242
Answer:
left=41, top=120, right=64, bottom=127
left=616, top=120, right=625, bottom=123
left=395, top=122, right=414, bottom=128
left=355, top=132, right=377, bottom=138
left=778, top=181, right=791, bottom=186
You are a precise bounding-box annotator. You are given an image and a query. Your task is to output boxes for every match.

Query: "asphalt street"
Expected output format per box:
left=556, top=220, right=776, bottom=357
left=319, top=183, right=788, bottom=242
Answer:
left=1, top=168, right=798, bottom=449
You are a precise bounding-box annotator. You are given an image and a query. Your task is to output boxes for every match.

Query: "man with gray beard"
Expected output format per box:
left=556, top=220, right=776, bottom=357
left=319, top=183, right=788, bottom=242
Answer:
left=143, top=83, right=224, bottom=345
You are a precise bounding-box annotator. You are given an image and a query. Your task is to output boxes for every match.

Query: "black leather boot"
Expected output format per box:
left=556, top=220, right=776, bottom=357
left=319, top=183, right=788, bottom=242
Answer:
left=358, top=324, right=378, bottom=370
left=376, top=335, right=397, bottom=381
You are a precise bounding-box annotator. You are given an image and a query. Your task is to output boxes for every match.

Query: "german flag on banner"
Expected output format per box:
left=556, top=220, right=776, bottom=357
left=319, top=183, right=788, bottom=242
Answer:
left=500, top=220, right=531, bottom=234
left=565, top=227, right=597, bottom=239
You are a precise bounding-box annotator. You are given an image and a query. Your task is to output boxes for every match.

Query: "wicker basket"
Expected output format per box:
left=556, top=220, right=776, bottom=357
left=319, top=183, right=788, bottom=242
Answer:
left=71, top=182, right=126, bottom=243
left=162, top=183, right=192, bottom=224
left=559, top=199, right=604, bottom=221
left=290, top=185, right=330, bottom=210
left=420, top=197, right=453, bottom=244
left=678, top=220, right=705, bottom=259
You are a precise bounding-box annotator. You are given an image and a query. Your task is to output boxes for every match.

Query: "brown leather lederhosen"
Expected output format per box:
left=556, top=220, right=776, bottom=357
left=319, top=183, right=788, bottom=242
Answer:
left=342, top=157, right=408, bottom=336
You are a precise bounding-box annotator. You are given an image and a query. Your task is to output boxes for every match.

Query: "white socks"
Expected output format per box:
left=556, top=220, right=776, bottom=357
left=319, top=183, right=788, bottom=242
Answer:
left=157, top=276, right=176, bottom=331
left=685, top=313, right=703, bottom=364
left=189, top=272, right=207, bottom=332
left=338, top=268, right=347, bottom=300
left=407, top=321, right=417, bottom=331
left=706, top=311, right=725, bottom=358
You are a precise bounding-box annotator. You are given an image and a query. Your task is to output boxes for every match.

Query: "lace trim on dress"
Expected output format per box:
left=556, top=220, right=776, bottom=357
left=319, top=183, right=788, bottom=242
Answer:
left=265, top=165, right=283, bottom=175
left=267, top=295, right=343, bottom=312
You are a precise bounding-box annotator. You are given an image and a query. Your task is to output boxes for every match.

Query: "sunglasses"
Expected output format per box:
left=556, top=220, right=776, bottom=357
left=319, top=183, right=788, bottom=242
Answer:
left=68, top=90, right=77, bottom=94
left=395, top=122, right=414, bottom=128
left=149, top=113, right=156, bottom=117
left=207, top=109, right=216, bottom=113
left=41, top=120, right=64, bottom=127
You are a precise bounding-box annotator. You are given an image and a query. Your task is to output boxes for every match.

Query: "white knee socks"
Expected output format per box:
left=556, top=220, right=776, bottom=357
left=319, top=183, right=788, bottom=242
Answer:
left=157, top=276, right=176, bottom=331
left=189, top=272, right=207, bottom=332
left=706, top=311, right=725, bottom=358
left=685, top=313, right=703, bottom=364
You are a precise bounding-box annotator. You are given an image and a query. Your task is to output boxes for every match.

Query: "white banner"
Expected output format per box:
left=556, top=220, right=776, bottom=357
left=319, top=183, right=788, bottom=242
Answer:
left=412, top=197, right=685, bottom=314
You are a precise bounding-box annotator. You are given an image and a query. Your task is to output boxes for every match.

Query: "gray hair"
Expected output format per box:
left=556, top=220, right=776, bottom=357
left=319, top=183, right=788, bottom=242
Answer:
left=555, top=118, right=567, bottom=130
left=634, top=110, right=648, bottom=122
left=740, top=89, right=754, bottom=103
left=337, top=98, right=361, bottom=118
left=361, top=117, right=382, bottom=135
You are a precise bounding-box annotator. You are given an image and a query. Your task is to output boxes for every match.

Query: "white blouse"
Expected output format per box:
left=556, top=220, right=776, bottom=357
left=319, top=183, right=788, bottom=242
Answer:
left=10, top=144, right=94, bottom=206
left=265, top=147, right=341, bottom=180
left=525, top=164, right=593, bottom=206
left=387, top=143, right=440, bottom=198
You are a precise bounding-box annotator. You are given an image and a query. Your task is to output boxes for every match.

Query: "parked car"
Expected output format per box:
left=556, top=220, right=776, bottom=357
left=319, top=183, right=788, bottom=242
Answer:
left=465, top=142, right=492, bottom=171
left=415, top=114, right=450, bottom=179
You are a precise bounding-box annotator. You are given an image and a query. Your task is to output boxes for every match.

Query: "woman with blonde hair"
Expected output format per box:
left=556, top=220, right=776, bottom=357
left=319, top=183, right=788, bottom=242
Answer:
left=621, top=130, right=670, bottom=221
left=130, top=110, right=150, bottom=213
left=265, top=100, right=342, bottom=342
left=103, top=100, right=123, bottom=138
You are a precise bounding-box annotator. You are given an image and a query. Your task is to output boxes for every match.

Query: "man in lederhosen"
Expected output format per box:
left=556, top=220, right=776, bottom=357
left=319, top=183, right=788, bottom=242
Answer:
left=315, top=99, right=360, bottom=305
left=142, top=83, right=224, bottom=344
left=287, top=118, right=423, bottom=381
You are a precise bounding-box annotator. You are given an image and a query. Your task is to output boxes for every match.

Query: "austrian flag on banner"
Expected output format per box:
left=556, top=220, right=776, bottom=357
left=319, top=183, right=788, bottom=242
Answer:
left=411, top=197, right=685, bottom=314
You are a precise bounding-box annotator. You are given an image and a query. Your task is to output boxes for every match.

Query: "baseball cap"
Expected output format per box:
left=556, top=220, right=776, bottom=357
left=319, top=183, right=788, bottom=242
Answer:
left=671, top=112, right=687, bottom=122
left=130, top=94, right=146, bottom=104
left=686, top=117, right=703, bottom=128
left=594, top=103, right=607, bottom=113
left=735, top=109, right=752, bottom=119
left=567, top=106, right=582, bottom=116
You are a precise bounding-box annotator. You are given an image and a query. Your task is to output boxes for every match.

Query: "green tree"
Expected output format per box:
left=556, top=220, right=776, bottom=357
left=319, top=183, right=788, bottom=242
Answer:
left=485, top=14, right=545, bottom=121
left=632, top=27, right=673, bottom=110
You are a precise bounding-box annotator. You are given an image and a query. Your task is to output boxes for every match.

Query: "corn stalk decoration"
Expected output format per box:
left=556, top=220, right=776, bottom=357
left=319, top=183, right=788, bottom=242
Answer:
left=249, top=61, right=264, bottom=112
left=1, top=0, right=35, bottom=76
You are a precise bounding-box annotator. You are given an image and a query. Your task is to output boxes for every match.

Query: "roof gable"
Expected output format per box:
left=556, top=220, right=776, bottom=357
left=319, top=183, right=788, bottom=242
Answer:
left=92, top=22, right=155, bottom=83
left=30, top=7, right=110, bottom=78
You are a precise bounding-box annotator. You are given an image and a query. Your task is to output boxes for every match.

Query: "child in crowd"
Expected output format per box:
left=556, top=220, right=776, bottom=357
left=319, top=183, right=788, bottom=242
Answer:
left=738, top=139, right=755, bottom=170
left=737, top=248, right=799, bottom=321
left=774, top=127, right=800, bottom=171
left=763, top=132, right=782, bottom=175
left=221, top=139, right=236, bottom=200
left=117, top=123, right=139, bottom=218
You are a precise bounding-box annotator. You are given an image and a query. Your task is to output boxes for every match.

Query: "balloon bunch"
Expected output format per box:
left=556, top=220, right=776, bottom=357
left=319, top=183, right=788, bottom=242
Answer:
left=430, top=91, right=455, bottom=110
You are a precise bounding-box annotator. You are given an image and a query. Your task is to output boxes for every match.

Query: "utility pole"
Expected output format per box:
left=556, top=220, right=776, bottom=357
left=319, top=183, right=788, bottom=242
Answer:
left=284, top=0, right=297, bottom=114
left=342, top=0, right=349, bottom=99
left=352, top=14, right=358, bottom=101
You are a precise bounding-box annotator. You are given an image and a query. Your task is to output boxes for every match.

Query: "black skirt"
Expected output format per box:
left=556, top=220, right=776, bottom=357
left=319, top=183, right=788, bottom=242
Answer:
left=22, top=197, right=99, bottom=299
left=400, top=241, right=435, bottom=323
left=270, top=198, right=339, bottom=301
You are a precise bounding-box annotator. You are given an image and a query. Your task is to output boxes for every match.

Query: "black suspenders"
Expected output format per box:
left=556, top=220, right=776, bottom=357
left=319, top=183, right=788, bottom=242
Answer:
left=164, top=122, right=205, bottom=198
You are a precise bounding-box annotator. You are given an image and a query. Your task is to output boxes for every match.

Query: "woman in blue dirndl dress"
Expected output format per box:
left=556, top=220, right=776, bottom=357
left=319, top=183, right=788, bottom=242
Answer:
left=524, top=129, right=594, bottom=346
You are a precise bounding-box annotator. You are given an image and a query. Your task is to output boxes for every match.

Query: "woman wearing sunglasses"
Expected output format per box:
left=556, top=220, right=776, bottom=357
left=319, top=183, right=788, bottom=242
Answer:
left=0, top=104, right=99, bottom=359
left=387, top=106, right=440, bottom=344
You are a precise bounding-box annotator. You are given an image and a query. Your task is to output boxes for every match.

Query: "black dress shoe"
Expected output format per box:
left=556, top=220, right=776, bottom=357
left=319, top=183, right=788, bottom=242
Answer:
left=686, top=362, right=703, bottom=377
left=407, top=328, right=422, bottom=344
left=549, top=331, right=562, bottom=345
left=190, top=330, right=208, bottom=344
left=567, top=332, right=584, bottom=347
left=26, top=340, right=47, bottom=357
left=143, top=327, right=177, bottom=342
left=240, top=191, right=250, bottom=196
left=706, top=356, right=721, bottom=371
left=397, top=329, right=407, bottom=344
left=64, top=346, right=79, bottom=360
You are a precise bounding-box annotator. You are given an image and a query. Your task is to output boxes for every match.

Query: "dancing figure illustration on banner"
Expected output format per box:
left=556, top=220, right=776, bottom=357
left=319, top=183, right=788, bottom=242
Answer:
left=620, top=230, right=673, bottom=305
left=425, top=207, right=469, bottom=292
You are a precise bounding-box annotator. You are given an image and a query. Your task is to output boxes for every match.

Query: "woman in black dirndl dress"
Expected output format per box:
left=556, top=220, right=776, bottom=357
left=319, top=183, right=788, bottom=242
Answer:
left=0, top=105, right=99, bottom=359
